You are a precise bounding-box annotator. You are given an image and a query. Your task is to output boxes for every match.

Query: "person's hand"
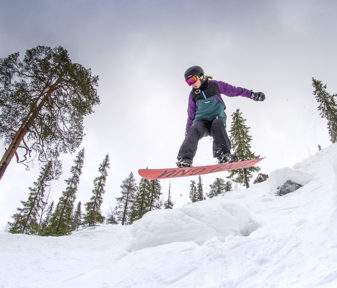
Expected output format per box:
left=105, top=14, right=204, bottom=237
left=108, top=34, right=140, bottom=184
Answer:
left=251, top=92, right=265, bottom=101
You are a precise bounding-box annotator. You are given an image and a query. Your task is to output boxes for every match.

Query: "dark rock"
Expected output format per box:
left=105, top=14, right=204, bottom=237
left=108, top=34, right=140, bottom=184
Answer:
left=277, top=180, right=303, bottom=196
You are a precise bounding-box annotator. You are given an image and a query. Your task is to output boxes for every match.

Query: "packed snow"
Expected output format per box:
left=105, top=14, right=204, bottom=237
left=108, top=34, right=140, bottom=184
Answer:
left=1, top=144, right=337, bottom=288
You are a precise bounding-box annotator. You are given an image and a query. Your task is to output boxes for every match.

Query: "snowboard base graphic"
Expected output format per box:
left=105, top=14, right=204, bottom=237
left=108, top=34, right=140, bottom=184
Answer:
left=138, top=158, right=263, bottom=180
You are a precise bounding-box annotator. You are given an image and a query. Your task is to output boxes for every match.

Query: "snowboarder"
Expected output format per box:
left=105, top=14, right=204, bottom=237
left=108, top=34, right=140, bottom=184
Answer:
left=176, top=65, right=265, bottom=168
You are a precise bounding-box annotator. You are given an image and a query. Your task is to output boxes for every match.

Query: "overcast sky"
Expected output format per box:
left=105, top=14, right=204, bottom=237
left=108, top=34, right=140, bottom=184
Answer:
left=1, top=0, right=337, bottom=229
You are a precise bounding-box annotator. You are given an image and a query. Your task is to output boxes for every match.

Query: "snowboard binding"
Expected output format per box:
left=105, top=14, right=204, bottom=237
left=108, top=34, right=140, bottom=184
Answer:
left=217, top=153, right=238, bottom=164
left=176, top=158, right=193, bottom=168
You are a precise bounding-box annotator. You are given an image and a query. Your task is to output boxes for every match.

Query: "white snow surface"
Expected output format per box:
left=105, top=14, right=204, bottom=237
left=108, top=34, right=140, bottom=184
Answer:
left=1, top=144, right=337, bottom=288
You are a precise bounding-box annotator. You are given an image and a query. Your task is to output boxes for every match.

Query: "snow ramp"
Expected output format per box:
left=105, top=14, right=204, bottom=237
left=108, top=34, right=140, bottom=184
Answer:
left=130, top=198, right=259, bottom=250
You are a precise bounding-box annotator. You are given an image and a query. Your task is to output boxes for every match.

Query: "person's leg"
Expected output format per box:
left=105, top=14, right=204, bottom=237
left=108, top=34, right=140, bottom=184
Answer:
left=210, top=118, right=231, bottom=158
left=177, top=121, right=210, bottom=164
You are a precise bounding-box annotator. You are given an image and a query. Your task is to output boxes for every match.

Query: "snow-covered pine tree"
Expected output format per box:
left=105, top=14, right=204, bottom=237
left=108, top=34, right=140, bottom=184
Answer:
left=189, top=180, right=197, bottom=203
left=207, top=178, right=227, bottom=198
left=312, top=78, right=337, bottom=143
left=8, top=160, right=61, bottom=234
left=163, top=182, right=174, bottom=209
left=73, top=201, right=83, bottom=231
left=115, top=172, right=137, bottom=225
left=84, top=154, right=110, bottom=226
left=229, top=109, right=260, bottom=188
left=47, top=148, right=85, bottom=236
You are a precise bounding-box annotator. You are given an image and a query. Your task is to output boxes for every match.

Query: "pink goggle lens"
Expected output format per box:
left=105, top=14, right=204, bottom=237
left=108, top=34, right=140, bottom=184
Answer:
left=186, top=75, right=198, bottom=86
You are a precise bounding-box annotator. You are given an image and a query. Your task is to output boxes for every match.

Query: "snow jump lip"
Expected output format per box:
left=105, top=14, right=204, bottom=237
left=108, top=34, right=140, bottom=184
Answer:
left=138, top=158, right=264, bottom=180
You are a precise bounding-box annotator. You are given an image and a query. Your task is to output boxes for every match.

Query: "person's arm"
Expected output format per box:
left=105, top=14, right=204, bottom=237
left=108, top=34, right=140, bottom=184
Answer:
left=213, top=80, right=252, bottom=98
left=185, top=92, right=197, bottom=133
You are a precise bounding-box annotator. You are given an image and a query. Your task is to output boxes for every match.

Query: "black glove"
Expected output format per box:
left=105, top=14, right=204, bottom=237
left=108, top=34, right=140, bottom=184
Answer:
left=250, top=92, right=265, bottom=101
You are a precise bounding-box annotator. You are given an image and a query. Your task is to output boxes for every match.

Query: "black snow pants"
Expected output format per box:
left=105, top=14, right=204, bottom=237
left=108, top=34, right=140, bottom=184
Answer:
left=177, top=118, right=231, bottom=162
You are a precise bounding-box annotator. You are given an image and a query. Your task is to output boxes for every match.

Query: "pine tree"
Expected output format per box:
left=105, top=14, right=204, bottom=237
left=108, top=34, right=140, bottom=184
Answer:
left=130, top=178, right=150, bottom=223
left=163, top=183, right=174, bottom=209
left=84, top=154, right=110, bottom=226
left=189, top=180, right=197, bottom=203
left=37, top=187, right=52, bottom=233
left=224, top=180, right=233, bottom=192
left=115, top=172, right=137, bottom=225
left=8, top=160, right=61, bottom=234
left=106, top=209, right=118, bottom=225
left=39, top=201, right=54, bottom=235
left=190, top=177, right=205, bottom=203
left=312, top=78, right=337, bottom=143
left=0, top=46, right=99, bottom=181
left=196, top=176, right=205, bottom=201
left=47, top=148, right=85, bottom=236
left=229, top=109, right=260, bottom=188
left=148, top=179, right=162, bottom=211
left=129, top=178, right=162, bottom=224
left=73, top=202, right=83, bottom=231
left=208, top=178, right=227, bottom=198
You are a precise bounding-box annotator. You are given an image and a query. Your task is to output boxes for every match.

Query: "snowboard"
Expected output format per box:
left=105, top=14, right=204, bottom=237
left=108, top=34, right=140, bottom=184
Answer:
left=138, top=158, right=263, bottom=180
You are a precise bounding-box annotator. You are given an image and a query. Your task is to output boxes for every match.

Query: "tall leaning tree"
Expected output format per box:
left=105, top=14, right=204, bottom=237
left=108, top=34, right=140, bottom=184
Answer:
left=0, top=45, right=99, bottom=180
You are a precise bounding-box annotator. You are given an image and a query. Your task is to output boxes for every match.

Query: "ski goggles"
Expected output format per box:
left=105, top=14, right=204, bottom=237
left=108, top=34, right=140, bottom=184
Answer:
left=185, top=75, right=198, bottom=86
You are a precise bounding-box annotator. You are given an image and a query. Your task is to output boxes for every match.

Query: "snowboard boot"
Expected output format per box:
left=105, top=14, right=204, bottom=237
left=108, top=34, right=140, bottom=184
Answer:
left=217, top=152, right=238, bottom=164
left=176, top=157, right=193, bottom=168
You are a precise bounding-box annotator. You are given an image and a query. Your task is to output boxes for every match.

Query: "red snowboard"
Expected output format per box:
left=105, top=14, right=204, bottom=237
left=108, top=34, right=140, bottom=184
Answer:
left=138, top=158, right=263, bottom=180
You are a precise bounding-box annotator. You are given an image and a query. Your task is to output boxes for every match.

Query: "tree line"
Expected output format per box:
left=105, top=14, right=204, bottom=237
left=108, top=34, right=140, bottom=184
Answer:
left=7, top=149, right=268, bottom=237
left=189, top=172, right=268, bottom=203
left=7, top=149, right=175, bottom=236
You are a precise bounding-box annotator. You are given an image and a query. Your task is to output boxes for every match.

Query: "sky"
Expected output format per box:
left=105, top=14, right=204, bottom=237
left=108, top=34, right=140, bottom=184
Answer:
left=0, top=0, right=337, bottom=229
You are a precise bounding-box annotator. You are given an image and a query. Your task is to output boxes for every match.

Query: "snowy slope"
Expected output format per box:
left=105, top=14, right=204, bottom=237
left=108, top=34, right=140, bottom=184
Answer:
left=1, top=144, right=337, bottom=288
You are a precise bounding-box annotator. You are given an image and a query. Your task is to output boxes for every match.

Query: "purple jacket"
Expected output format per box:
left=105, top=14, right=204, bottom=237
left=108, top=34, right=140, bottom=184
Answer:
left=185, top=80, right=252, bottom=132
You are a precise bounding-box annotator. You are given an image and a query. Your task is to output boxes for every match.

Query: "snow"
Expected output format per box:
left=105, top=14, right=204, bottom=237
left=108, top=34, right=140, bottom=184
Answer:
left=1, top=144, right=337, bottom=288
left=131, top=199, right=258, bottom=250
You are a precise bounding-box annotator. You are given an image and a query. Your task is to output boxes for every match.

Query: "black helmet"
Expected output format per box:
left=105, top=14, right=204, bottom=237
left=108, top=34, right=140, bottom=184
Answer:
left=184, top=65, right=204, bottom=80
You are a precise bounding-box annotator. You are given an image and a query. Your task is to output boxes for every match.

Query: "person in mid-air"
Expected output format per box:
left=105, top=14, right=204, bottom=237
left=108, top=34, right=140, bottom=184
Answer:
left=176, top=65, right=265, bottom=168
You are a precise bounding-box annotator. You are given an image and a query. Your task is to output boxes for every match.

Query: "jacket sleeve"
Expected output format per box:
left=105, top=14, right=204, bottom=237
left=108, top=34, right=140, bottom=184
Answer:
left=186, top=92, right=197, bottom=132
left=214, top=80, right=252, bottom=98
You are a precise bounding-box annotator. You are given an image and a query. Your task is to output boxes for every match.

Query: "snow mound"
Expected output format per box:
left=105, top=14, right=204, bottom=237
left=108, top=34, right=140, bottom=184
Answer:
left=130, top=198, right=258, bottom=250
left=267, top=167, right=313, bottom=194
